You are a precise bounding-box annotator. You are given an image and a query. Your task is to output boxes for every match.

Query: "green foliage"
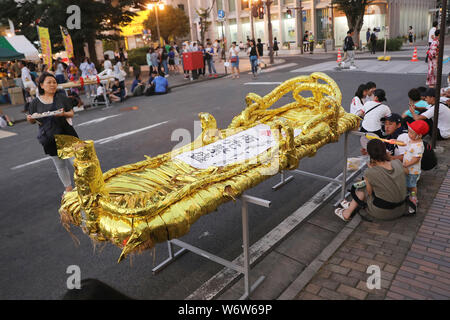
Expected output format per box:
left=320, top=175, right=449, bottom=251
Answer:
left=374, top=37, right=403, bottom=51
left=331, top=0, right=374, bottom=42
left=102, top=40, right=117, bottom=52
left=0, top=0, right=148, bottom=64
left=143, top=5, right=189, bottom=43
left=127, top=46, right=150, bottom=67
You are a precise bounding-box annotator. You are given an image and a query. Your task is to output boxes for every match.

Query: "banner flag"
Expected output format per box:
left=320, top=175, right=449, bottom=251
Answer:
left=37, top=26, right=52, bottom=69
left=60, top=26, right=74, bottom=58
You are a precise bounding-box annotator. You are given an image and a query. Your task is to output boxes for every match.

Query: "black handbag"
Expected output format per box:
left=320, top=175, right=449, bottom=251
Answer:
left=37, top=99, right=78, bottom=146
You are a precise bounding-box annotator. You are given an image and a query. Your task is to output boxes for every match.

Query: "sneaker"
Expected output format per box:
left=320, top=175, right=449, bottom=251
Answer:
left=7, top=121, right=14, bottom=126
left=408, top=196, right=418, bottom=214
left=350, top=66, right=357, bottom=70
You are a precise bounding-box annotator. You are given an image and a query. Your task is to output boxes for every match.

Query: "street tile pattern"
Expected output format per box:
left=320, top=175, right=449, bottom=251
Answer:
left=296, top=140, right=450, bottom=300
left=386, top=169, right=450, bottom=300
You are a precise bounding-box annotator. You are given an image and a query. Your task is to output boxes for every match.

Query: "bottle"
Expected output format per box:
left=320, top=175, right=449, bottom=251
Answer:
left=353, top=180, right=366, bottom=189
left=409, top=191, right=417, bottom=214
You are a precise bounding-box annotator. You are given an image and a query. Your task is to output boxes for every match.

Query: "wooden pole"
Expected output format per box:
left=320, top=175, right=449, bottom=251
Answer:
left=432, top=0, right=447, bottom=149
left=267, top=0, right=274, bottom=64
left=299, top=0, right=303, bottom=54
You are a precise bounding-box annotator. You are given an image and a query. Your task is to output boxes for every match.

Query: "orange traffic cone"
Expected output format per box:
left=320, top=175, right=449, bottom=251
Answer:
left=411, top=47, right=419, bottom=62
left=337, top=48, right=342, bottom=64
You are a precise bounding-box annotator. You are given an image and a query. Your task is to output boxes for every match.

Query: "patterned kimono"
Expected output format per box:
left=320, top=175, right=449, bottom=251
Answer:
left=426, top=39, right=439, bottom=87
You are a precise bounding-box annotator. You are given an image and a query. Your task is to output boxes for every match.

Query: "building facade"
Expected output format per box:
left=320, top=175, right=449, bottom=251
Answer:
left=183, top=0, right=437, bottom=48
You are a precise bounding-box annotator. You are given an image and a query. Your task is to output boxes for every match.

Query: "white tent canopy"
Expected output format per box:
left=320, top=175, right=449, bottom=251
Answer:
left=2, top=35, right=40, bottom=61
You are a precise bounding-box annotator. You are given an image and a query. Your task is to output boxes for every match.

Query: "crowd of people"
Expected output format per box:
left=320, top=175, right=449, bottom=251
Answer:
left=336, top=76, right=450, bottom=222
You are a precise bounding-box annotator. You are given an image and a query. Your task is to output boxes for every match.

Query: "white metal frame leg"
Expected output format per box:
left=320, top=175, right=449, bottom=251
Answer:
left=272, top=171, right=294, bottom=190
left=340, top=131, right=349, bottom=202
left=152, top=241, right=187, bottom=274
left=150, top=194, right=271, bottom=300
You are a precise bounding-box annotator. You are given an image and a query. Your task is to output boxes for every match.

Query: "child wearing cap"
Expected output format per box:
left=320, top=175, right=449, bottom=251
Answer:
left=403, top=120, right=429, bottom=207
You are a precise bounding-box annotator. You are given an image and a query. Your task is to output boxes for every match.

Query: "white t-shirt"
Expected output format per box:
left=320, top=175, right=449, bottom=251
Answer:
left=114, top=62, right=125, bottom=82
left=97, top=86, right=105, bottom=96
left=21, top=66, right=32, bottom=83
left=229, top=47, right=239, bottom=57
left=104, top=59, right=112, bottom=71
left=428, top=27, right=436, bottom=43
left=55, top=63, right=65, bottom=76
left=421, top=103, right=450, bottom=139
left=350, top=96, right=364, bottom=115
left=394, top=133, right=410, bottom=157
left=361, top=101, right=391, bottom=132
left=403, top=141, right=424, bottom=175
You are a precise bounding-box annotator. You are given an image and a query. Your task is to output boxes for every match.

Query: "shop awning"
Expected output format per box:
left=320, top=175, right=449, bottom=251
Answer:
left=0, top=46, right=25, bottom=61
left=0, top=35, right=40, bottom=61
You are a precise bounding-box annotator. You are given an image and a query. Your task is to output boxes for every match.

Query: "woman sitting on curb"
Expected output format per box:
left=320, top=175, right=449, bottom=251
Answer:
left=335, top=139, right=408, bottom=222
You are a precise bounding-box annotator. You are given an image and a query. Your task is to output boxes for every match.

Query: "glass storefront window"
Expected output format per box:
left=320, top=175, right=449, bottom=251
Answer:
left=255, top=21, right=265, bottom=41
left=316, top=8, right=331, bottom=41
left=229, top=0, right=236, bottom=12
left=229, top=19, right=238, bottom=42
left=283, top=18, right=296, bottom=42
left=217, top=0, right=224, bottom=11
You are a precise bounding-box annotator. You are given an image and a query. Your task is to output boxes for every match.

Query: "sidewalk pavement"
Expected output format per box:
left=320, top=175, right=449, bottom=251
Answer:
left=290, top=139, right=450, bottom=300
left=0, top=54, right=285, bottom=125
left=210, top=138, right=449, bottom=300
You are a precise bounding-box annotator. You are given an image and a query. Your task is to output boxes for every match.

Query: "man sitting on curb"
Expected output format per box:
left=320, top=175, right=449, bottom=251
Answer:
left=149, top=71, right=169, bottom=95
left=408, top=88, right=450, bottom=140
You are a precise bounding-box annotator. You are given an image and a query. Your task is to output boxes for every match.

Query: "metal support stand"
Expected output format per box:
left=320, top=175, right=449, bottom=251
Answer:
left=152, top=194, right=271, bottom=300
left=272, top=131, right=351, bottom=206
left=272, top=170, right=294, bottom=190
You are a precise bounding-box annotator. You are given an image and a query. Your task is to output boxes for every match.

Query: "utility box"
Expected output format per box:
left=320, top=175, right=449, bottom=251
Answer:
left=182, top=51, right=204, bottom=71
left=8, top=87, right=24, bottom=105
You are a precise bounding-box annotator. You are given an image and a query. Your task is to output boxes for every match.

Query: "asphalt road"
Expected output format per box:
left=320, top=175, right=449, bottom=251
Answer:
left=0, top=56, right=428, bottom=299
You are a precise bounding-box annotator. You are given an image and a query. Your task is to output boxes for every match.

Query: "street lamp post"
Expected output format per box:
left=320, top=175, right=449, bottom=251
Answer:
left=147, top=2, right=164, bottom=46
left=245, top=0, right=256, bottom=40
left=263, top=0, right=274, bottom=64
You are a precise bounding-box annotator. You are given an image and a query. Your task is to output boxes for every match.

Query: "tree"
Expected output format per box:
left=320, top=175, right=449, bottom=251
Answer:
left=143, top=5, right=190, bottom=44
left=331, top=0, right=374, bottom=46
left=195, top=0, right=216, bottom=45
left=0, top=0, right=147, bottom=65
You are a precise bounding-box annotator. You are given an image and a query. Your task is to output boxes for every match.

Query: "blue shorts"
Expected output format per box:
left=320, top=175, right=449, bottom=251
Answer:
left=231, top=56, right=239, bottom=68
left=406, top=174, right=419, bottom=188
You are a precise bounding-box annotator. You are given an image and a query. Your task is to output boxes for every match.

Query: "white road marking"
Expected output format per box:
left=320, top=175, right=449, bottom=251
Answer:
left=11, top=120, right=170, bottom=170
left=248, top=62, right=298, bottom=74
left=244, top=82, right=282, bottom=85
left=94, top=120, right=168, bottom=144
left=11, top=157, right=49, bottom=170
left=75, top=114, right=122, bottom=127
left=0, top=130, right=17, bottom=139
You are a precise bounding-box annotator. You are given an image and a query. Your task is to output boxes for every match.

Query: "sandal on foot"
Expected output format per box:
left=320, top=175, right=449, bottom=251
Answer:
left=339, top=199, right=351, bottom=209
left=335, top=207, right=351, bottom=222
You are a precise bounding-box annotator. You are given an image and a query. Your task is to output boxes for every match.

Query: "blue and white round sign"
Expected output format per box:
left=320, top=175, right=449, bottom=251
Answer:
left=218, top=9, right=225, bottom=19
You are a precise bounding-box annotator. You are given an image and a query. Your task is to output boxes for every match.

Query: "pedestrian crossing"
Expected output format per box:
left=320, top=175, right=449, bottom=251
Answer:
left=0, top=129, right=17, bottom=139
left=290, top=59, right=450, bottom=75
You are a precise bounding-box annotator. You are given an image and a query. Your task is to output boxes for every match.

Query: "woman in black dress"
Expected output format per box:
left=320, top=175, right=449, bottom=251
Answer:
left=273, top=37, right=279, bottom=56
left=26, top=72, right=79, bottom=193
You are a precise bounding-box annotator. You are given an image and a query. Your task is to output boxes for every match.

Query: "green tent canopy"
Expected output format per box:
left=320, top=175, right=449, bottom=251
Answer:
left=0, top=46, right=25, bottom=61
left=0, top=35, right=39, bottom=61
